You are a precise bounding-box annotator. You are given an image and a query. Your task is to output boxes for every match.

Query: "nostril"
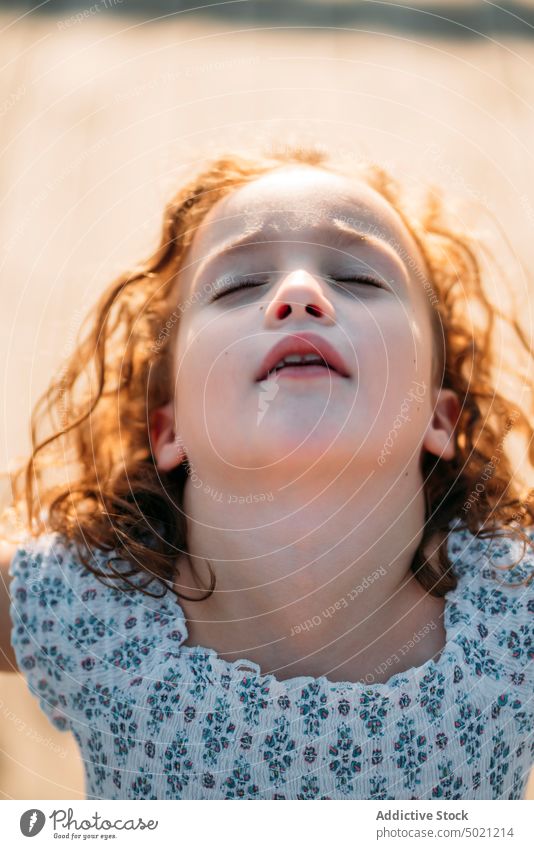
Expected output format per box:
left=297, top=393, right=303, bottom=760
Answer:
left=276, top=304, right=292, bottom=319
left=275, top=303, right=324, bottom=319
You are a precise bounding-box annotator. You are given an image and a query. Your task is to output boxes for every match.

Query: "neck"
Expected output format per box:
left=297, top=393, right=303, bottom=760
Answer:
left=176, top=457, right=446, bottom=683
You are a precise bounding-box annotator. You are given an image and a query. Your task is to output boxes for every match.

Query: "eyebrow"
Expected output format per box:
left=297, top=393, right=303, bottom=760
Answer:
left=193, top=219, right=410, bottom=285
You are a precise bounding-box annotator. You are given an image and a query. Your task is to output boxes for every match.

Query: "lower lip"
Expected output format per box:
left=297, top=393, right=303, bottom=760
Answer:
left=262, top=366, right=344, bottom=380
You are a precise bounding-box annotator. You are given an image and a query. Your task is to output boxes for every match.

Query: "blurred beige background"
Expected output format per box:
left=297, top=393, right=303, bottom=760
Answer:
left=1, top=1, right=533, bottom=799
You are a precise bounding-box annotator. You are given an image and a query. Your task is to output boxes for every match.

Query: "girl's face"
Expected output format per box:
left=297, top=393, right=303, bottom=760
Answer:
left=154, top=165, right=458, bottom=485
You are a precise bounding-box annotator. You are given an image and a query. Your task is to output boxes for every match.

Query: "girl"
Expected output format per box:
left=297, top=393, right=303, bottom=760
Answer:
left=1, top=143, right=533, bottom=800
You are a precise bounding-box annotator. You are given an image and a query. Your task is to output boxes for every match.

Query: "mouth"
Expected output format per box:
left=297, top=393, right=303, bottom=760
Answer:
left=255, top=332, right=351, bottom=382
left=263, top=362, right=341, bottom=381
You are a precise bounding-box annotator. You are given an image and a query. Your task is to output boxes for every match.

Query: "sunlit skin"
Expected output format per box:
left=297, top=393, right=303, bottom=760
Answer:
left=151, top=165, right=460, bottom=684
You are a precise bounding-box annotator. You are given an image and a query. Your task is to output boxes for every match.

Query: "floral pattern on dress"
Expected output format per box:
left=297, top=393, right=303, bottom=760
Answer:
left=8, top=519, right=534, bottom=800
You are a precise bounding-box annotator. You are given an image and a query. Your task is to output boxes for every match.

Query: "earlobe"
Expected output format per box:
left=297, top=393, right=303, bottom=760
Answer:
left=423, top=388, right=460, bottom=462
left=150, top=402, right=186, bottom=471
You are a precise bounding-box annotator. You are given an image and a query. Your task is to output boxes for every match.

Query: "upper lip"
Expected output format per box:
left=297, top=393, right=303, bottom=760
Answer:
left=255, top=332, right=351, bottom=381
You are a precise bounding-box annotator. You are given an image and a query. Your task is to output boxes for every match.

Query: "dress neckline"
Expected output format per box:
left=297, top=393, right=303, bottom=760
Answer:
left=145, top=518, right=470, bottom=693
left=174, top=590, right=459, bottom=693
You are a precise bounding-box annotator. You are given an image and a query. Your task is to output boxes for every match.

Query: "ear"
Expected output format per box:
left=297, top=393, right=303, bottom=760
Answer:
left=150, top=402, right=186, bottom=472
left=422, top=388, right=460, bottom=461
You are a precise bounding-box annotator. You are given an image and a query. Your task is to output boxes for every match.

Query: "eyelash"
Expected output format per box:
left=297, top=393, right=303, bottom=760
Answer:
left=209, top=275, right=384, bottom=302
left=327, top=275, right=385, bottom=290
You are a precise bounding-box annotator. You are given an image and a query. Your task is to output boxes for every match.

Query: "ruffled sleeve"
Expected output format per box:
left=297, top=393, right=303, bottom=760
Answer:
left=8, top=533, right=185, bottom=733
left=447, top=521, right=534, bottom=695
left=481, top=526, right=534, bottom=689
left=9, top=534, right=84, bottom=731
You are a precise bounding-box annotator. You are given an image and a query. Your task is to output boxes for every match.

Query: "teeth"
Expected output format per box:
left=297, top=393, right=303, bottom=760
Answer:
left=273, top=353, right=327, bottom=371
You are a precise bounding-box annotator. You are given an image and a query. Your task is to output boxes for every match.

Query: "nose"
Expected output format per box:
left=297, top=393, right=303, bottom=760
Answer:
left=263, top=269, right=336, bottom=326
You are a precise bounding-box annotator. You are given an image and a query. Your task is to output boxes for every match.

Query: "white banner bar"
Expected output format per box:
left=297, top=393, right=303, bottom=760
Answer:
left=2, top=799, right=533, bottom=848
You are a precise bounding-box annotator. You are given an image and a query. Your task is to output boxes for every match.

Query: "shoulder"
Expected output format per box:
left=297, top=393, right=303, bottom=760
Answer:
left=446, top=517, right=534, bottom=589
left=8, top=533, right=187, bottom=730
left=8, top=533, right=91, bottom=730
left=9, top=531, right=175, bottom=608
left=9, top=532, right=128, bottom=633
left=10, top=532, right=84, bottom=606
left=9, top=532, right=185, bottom=636
left=445, top=518, right=533, bottom=689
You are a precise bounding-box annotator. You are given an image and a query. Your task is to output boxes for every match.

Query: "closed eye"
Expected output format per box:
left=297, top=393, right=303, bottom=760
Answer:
left=326, top=274, right=385, bottom=289
left=208, top=273, right=386, bottom=303
left=209, top=278, right=269, bottom=302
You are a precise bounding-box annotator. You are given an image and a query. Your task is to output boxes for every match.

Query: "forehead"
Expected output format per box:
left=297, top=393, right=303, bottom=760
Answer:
left=179, top=165, right=428, bottom=293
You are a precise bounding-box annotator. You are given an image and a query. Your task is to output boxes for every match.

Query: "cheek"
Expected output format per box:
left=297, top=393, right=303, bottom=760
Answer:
left=354, top=305, right=429, bottom=420
left=173, top=319, right=246, bottom=440
left=356, top=304, right=420, bottom=375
